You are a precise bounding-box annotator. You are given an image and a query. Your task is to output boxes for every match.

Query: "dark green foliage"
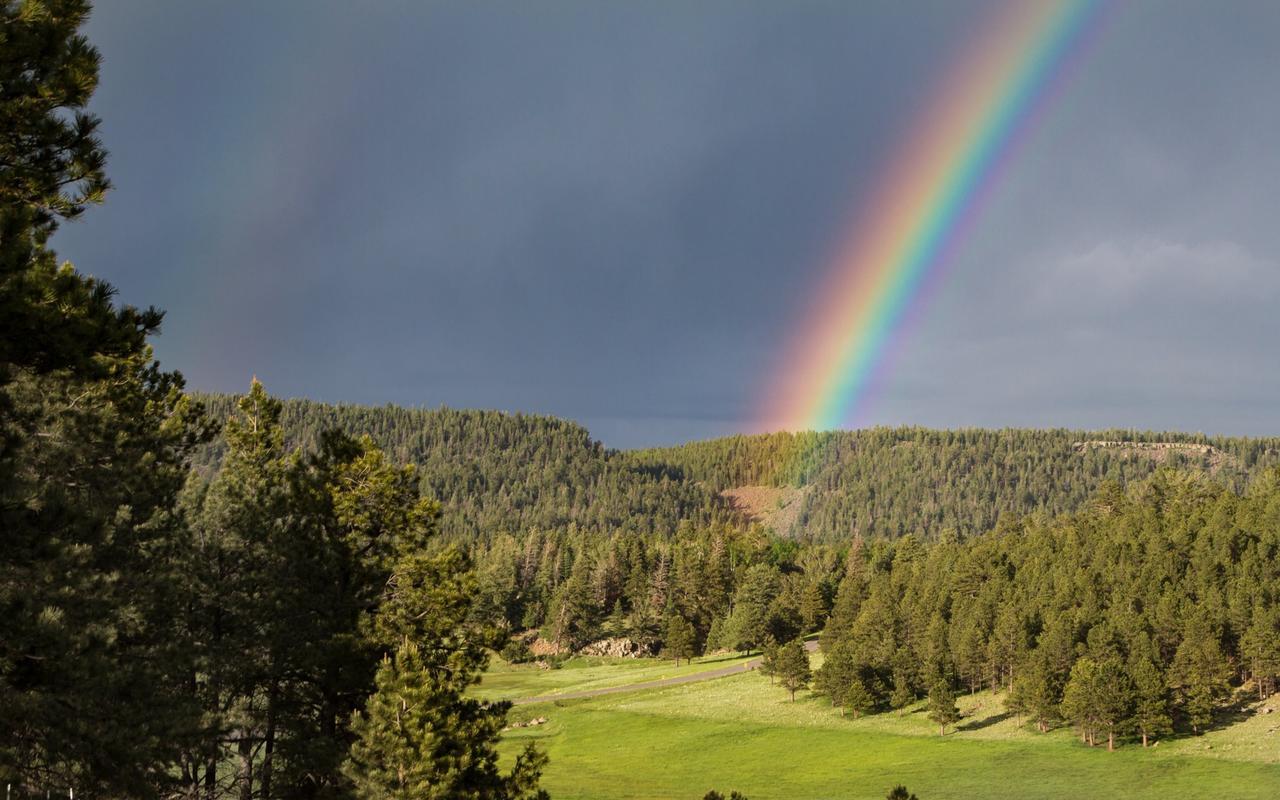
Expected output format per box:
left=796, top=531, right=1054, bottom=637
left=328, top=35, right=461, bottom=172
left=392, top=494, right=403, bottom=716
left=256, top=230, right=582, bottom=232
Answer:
left=0, top=352, right=209, bottom=796
left=703, top=792, right=748, bottom=800
left=192, top=396, right=738, bottom=544
left=1061, top=657, right=1134, bottom=750
left=1170, top=612, right=1233, bottom=734
left=843, top=678, right=879, bottom=719
left=0, top=0, right=162, bottom=378
left=345, top=549, right=548, bottom=800
left=722, top=564, right=782, bottom=654
left=927, top=681, right=960, bottom=735
left=777, top=639, right=812, bottom=702
left=1129, top=656, right=1172, bottom=747
left=502, top=639, right=535, bottom=665
left=664, top=614, right=697, bottom=665
left=636, top=428, right=1280, bottom=541
left=815, top=640, right=887, bottom=717
left=1240, top=604, right=1280, bottom=700
left=0, top=4, right=211, bottom=793
left=886, top=787, right=919, bottom=800
left=758, top=637, right=780, bottom=683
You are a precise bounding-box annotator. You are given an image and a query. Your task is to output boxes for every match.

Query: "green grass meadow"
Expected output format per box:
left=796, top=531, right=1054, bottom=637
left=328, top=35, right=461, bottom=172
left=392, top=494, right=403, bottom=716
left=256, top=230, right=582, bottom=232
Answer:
left=474, top=652, right=755, bottom=702
left=488, top=657, right=1280, bottom=799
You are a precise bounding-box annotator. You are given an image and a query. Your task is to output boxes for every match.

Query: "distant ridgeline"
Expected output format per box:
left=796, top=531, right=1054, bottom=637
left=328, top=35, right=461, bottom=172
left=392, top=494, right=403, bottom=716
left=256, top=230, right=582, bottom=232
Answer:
left=194, top=395, right=1280, bottom=543
left=634, top=429, right=1280, bottom=541
left=192, top=394, right=734, bottom=542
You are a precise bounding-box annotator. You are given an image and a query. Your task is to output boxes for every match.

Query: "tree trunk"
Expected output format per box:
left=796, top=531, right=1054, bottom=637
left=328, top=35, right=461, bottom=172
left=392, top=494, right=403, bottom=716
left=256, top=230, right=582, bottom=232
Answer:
left=261, top=681, right=278, bottom=800
left=939, top=724, right=945, bottom=736
left=1142, top=730, right=1148, bottom=748
left=204, top=758, right=218, bottom=800
left=238, top=734, right=254, bottom=800
left=1107, top=730, right=1114, bottom=752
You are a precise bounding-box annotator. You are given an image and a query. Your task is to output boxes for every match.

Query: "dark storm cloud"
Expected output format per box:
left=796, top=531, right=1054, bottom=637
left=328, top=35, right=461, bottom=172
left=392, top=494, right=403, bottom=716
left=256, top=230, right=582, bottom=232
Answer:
left=56, top=1, right=1280, bottom=446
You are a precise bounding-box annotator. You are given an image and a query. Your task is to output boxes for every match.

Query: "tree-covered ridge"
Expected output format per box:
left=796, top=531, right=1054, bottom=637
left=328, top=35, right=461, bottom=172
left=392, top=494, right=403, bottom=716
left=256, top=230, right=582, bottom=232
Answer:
left=812, top=468, right=1280, bottom=745
left=193, top=394, right=738, bottom=542
left=197, top=398, right=1280, bottom=546
left=634, top=427, right=1280, bottom=540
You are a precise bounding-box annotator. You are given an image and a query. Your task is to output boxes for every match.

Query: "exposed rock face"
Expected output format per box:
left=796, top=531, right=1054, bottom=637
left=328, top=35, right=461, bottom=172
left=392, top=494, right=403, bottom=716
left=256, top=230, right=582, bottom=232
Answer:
left=577, top=637, right=654, bottom=658
left=514, top=630, right=566, bottom=657
left=1072, top=440, right=1236, bottom=470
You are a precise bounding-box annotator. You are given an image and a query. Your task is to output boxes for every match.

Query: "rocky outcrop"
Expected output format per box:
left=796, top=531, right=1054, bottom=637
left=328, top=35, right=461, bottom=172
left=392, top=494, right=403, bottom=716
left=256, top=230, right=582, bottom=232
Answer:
left=513, top=630, right=567, bottom=657
left=577, top=637, right=654, bottom=658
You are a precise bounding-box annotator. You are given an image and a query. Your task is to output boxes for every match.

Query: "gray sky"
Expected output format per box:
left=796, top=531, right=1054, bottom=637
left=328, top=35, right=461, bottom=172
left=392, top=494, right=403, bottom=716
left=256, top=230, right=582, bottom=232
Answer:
left=57, top=1, right=1280, bottom=448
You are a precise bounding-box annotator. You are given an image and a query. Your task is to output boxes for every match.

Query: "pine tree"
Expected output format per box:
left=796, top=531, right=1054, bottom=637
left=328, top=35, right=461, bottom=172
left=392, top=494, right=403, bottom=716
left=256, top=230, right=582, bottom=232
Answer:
left=799, top=581, right=829, bottom=632
left=1129, top=656, right=1172, bottom=747
left=886, top=787, right=919, bottom=800
left=844, top=678, right=878, bottom=719
left=664, top=614, right=697, bottom=666
left=1061, top=657, right=1101, bottom=746
left=1170, top=614, right=1232, bottom=734
left=759, top=636, right=781, bottom=684
left=927, top=681, right=960, bottom=736
left=724, top=564, right=781, bottom=654
left=1010, top=653, right=1063, bottom=733
left=1, top=2, right=209, bottom=793
left=777, top=639, right=812, bottom=702
left=345, top=549, right=547, bottom=799
left=889, top=648, right=917, bottom=710
left=1240, top=604, right=1280, bottom=700
left=814, top=639, right=857, bottom=707
left=1094, top=658, right=1135, bottom=751
left=184, top=380, right=298, bottom=799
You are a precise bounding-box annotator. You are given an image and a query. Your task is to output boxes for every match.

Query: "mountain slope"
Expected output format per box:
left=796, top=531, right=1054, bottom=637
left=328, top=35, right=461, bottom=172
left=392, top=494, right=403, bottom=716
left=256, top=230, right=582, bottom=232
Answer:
left=194, top=395, right=1280, bottom=542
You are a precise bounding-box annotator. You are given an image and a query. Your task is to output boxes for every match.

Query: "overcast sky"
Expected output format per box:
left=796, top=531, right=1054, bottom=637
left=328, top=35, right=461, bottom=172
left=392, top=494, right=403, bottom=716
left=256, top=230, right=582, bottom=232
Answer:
left=57, top=1, right=1280, bottom=448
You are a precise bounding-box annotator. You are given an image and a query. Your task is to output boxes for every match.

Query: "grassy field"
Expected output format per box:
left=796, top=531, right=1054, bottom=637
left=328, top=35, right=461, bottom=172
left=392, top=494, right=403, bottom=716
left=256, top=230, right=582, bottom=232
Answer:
left=474, top=652, right=754, bottom=702
left=489, top=655, right=1280, bottom=799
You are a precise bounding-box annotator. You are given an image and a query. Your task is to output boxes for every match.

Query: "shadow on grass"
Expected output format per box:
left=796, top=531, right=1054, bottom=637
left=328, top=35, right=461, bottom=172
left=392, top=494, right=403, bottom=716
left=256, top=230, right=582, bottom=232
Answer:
left=696, top=652, right=756, bottom=666
left=958, top=710, right=1014, bottom=732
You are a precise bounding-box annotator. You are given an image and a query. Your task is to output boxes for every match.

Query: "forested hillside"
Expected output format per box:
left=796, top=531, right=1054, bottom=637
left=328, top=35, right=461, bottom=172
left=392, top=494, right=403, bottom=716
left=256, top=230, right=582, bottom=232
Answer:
left=635, top=428, right=1280, bottom=540
left=196, top=395, right=1280, bottom=545
left=194, top=394, right=736, bottom=542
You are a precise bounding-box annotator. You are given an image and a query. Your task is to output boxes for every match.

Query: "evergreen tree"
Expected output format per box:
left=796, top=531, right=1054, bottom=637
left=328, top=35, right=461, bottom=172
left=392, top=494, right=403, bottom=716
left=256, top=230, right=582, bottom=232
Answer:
left=814, top=639, right=857, bottom=707
left=776, top=639, right=812, bottom=702
left=1170, top=614, right=1232, bottom=734
left=345, top=549, right=547, bottom=800
left=183, top=380, right=297, bottom=799
left=886, top=787, right=919, bottom=800
left=0, top=2, right=208, bottom=794
left=1061, top=656, right=1131, bottom=749
left=664, top=614, right=697, bottom=666
left=889, top=649, right=918, bottom=710
left=1129, top=656, right=1172, bottom=747
left=927, top=681, right=960, bottom=736
left=1061, top=657, right=1101, bottom=746
left=1240, top=604, right=1280, bottom=700
left=723, top=564, right=781, bottom=654
left=844, top=678, right=878, bottom=719
left=799, top=581, right=829, bottom=632
left=759, top=636, right=780, bottom=685
left=1010, top=651, right=1064, bottom=733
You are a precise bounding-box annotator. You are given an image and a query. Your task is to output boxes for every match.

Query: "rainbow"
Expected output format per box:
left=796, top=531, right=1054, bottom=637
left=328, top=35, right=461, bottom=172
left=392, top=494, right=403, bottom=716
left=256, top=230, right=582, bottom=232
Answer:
left=760, top=0, right=1108, bottom=433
